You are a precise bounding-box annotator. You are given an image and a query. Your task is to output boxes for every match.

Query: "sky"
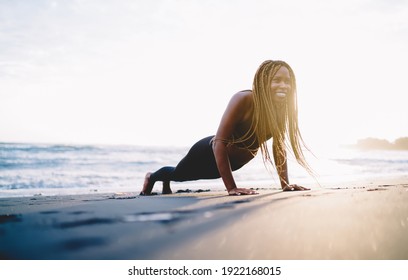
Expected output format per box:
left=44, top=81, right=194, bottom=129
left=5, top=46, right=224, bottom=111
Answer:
left=1, top=0, right=407, bottom=148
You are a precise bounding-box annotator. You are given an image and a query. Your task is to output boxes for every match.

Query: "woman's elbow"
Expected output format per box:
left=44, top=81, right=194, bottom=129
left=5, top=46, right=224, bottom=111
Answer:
left=212, top=141, right=227, bottom=158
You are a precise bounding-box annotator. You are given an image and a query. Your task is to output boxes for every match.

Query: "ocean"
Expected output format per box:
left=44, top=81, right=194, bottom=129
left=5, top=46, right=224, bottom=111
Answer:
left=1, top=142, right=407, bottom=197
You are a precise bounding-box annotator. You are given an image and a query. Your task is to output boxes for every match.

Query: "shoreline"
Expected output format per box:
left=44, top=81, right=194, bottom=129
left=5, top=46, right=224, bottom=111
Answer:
left=1, top=174, right=407, bottom=199
left=1, top=178, right=407, bottom=260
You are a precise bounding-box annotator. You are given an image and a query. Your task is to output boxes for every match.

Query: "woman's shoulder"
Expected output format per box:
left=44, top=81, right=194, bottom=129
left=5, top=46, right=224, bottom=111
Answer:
left=232, top=90, right=253, bottom=104
left=228, top=90, right=254, bottom=121
left=235, top=89, right=252, bottom=96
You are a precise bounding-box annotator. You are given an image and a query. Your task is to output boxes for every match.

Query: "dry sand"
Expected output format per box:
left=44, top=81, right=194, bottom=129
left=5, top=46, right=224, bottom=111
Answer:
left=1, top=181, right=407, bottom=260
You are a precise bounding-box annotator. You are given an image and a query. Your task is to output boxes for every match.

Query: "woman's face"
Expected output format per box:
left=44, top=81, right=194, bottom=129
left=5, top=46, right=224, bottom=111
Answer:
left=270, top=66, right=291, bottom=103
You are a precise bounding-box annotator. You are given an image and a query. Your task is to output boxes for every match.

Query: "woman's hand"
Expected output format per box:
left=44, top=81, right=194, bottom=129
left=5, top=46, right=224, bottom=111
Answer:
left=228, top=187, right=258, bottom=196
left=282, top=184, right=310, bottom=191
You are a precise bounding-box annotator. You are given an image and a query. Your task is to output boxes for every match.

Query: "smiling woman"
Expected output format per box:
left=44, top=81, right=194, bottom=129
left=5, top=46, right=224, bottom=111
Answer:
left=141, top=60, right=313, bottom=196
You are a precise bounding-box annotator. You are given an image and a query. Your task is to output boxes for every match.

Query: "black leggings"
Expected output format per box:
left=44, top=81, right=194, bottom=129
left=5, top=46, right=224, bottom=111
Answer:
left=150, top=136, right=244, bottom=183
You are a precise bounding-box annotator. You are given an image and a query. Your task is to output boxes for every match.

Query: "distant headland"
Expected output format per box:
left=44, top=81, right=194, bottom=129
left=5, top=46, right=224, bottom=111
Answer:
left=353, top=137, right=408, bottom=150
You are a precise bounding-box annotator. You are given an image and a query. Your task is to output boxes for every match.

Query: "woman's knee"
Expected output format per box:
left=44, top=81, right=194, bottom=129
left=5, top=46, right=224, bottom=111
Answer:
left=150, top=166, right=175, bottom=182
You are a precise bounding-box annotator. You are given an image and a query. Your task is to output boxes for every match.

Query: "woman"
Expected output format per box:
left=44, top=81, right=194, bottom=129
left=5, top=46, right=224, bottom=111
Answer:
left=141, top=60, right=311, bottom=196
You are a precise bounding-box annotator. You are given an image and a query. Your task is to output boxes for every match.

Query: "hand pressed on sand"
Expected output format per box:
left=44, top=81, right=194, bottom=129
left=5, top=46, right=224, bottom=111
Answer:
left=228, top=187, right=258, bottom=196
left=282, top=184, right=310, bottom=191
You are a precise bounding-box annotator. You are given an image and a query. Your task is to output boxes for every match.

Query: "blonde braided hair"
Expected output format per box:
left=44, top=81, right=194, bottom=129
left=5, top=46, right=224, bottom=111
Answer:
left=235, top=60, right=313, bottom=175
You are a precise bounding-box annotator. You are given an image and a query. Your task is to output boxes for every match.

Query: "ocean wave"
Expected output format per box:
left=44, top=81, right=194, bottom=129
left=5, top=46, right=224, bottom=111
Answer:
left=0, top=158, right=69, bottom=169
left=0, top=142, right=102, bottom=154
left=335, top=158, right=408, bottom=166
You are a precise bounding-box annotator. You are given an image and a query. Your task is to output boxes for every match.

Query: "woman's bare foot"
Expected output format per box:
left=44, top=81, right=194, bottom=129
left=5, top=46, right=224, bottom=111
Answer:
left=140, top=172, right=154, bottom=195
left=162, top=181, right=172, bottom=195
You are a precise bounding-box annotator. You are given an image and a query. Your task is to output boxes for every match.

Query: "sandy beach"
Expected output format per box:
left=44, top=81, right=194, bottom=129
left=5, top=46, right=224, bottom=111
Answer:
left=1, top=179, right=408, bottom=260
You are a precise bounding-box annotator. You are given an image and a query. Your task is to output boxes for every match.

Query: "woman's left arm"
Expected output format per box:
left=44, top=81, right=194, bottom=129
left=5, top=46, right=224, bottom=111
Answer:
left=273, top=140, right=310, bottom=191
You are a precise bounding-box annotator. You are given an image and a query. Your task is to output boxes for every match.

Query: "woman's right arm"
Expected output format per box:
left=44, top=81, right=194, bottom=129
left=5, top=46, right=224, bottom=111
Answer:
left=212, top=139, right=237, bottom=192
left=213, top=92, right=256, bottom=195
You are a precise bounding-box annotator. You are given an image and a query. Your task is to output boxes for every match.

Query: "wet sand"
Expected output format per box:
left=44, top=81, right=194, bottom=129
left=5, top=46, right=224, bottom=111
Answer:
left=1, top=181, right=408, bottom=260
